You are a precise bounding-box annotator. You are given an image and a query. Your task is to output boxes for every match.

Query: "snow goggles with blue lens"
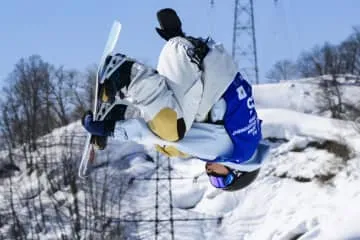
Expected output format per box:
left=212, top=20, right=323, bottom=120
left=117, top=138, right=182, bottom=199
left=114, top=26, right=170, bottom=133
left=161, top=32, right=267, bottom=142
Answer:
left=208, top=172, right=235, bottom=188
left=207, top=169, right=244, bottom=189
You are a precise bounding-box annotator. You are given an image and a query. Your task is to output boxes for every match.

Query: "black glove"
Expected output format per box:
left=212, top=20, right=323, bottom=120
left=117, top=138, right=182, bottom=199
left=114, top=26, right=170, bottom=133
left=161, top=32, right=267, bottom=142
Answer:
left=156, top=8, right=185, bottom=41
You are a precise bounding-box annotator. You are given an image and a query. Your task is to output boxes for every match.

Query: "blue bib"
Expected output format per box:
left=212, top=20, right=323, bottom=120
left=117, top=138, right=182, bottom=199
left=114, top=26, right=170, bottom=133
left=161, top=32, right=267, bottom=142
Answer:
left=214, top=73, right=262, bottom=164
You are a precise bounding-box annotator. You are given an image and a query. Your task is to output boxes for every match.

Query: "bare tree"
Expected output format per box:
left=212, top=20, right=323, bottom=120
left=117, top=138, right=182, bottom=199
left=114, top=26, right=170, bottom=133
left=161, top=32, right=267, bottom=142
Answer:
left=49, top=67, right=91, bottom=125
left=1, top=55, right=54, bottom=150
left=296, top=29, right=360, bottom=79
left=338, top=38, right=359, bottom=75
left=296, top=45, right=324, bottom=77
left=351, top=27, right=360, bottom=75
left=73, top=65, right=97, bottom=118
left=317, top=75, right=343, bottom=118
left=266, top=59, right=299, bottom=82
left=48, top=66, right=72, bottom=126
left=0, top=55, right=91, bottom=150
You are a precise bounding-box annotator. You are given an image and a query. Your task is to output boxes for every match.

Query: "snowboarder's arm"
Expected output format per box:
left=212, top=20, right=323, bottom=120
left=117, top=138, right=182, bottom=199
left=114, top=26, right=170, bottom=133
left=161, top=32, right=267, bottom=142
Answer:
left=96, top=53, right=187, bottom=142
left=157, top=37, right=203, bottom=131
left=124, top=62, right=187, bottom=142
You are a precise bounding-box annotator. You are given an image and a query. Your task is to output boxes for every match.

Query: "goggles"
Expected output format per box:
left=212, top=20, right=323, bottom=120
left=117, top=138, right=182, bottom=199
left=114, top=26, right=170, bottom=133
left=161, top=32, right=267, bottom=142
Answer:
left=207, top=169, right=243, bottom=189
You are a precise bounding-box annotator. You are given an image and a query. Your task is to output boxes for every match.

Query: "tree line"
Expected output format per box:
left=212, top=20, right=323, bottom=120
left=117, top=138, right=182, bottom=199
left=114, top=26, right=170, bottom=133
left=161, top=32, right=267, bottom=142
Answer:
left=267, top=27, right=360, bottom=81
left=0, top=56, right=140, bottom=239
left=0, top=55, right=97, bottom=152
left=266, top=27, right=360, bottom=122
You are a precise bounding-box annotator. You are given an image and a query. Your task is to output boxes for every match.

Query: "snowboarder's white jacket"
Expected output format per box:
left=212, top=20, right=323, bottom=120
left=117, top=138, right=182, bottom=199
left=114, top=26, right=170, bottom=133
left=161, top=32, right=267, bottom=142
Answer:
left=149, top=36, right=237, bottom=143
left=157, top=37, right=238, bottom=126
left=116, top=37, right=238, bottom=144
left=112, top=36, right=263, bottom=168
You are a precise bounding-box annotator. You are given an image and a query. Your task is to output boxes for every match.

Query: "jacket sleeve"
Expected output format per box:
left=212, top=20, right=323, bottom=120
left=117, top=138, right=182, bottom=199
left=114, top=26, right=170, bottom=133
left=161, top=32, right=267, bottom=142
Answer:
left=157, top=37, right=204, bottom=132
left=125, top=62, right=186, bottom=141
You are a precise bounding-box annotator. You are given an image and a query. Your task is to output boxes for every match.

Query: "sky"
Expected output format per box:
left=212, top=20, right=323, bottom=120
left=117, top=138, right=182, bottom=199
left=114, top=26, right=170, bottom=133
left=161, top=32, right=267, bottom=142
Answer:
left=0, top=0, right=358, bottom=85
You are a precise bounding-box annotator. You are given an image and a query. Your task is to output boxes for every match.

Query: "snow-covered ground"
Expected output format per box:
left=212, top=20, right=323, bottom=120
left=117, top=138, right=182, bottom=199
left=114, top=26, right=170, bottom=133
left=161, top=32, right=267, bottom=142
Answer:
left=1, top=76, right=360, bottom=240
left=254, top=75, right=360, bottom=116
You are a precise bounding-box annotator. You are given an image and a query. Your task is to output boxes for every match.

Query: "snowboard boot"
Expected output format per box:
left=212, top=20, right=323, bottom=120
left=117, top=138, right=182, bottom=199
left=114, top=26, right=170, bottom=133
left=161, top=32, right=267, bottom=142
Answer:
left=98, top=53, right=134, bottom=104
left=91, top=135, right=108, bottom=150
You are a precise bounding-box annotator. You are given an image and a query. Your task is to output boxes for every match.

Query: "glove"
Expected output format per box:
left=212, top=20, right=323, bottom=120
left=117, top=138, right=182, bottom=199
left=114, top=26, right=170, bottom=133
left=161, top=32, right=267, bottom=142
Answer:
left=155, top=8, right=185, bottom=41
left=81, top=110, right=115, bottom=137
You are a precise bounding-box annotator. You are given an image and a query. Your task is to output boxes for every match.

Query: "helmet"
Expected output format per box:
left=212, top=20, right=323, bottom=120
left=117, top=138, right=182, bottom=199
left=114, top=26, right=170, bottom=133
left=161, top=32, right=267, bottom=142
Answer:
left=207, top=167, right=260, bottom=191
left=223, top=168, right=260, bottom=191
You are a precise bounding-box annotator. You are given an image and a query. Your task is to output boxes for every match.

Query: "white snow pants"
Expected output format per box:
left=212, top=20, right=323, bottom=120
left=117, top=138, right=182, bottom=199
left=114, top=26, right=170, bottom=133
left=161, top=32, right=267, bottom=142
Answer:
left=113, top=118, right=233, bottom=161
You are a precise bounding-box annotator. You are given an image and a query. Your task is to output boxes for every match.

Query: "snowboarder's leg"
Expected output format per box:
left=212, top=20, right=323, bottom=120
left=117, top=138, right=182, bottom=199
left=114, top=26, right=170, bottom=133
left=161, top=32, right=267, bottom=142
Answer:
left=114, top=118, right=233, bottom=160
left=98, top=53, right=187, bottom=142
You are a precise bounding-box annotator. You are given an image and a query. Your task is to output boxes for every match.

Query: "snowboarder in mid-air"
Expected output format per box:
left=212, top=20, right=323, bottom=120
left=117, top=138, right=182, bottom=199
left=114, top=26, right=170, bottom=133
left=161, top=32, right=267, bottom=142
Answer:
left=82, top=8, right=269, bottom=191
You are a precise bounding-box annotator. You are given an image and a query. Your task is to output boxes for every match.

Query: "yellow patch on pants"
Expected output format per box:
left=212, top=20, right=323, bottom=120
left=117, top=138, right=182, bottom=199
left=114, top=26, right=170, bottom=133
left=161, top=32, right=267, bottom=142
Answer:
left=155, top=145, right=190, bottom=158
left=148, top=108, right=180, bottom=141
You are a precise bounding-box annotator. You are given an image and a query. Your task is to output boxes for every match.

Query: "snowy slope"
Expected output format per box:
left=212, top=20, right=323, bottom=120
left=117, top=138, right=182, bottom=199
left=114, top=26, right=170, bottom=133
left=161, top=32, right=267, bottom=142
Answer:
left=1, top=76, right=360, bottom=240
left=167, top=107, right=360, bottom=240
left=253, top=75, right=360, bottom=116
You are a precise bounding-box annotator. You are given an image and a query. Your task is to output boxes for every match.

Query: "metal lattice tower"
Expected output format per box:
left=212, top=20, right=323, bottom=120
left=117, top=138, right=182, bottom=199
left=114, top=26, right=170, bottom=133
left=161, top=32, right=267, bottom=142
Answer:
left=232, top=0, right=259, bottom=84
left=111, top=152, right=222, bottom=240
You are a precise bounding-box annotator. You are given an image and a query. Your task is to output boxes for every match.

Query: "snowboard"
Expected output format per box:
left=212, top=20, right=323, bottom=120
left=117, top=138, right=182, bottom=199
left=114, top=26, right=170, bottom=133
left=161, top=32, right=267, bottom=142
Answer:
left=79, top=21, right=122, bottom=179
